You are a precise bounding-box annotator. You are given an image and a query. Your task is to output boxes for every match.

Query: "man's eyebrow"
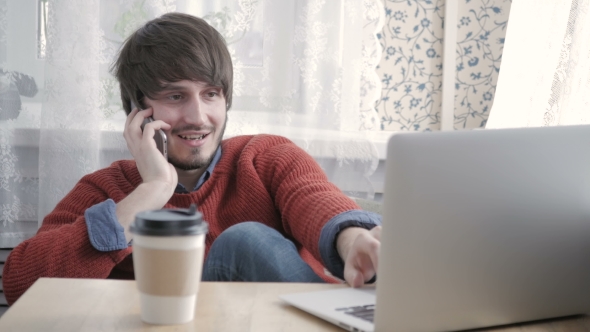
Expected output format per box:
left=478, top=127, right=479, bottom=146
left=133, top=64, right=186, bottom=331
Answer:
left=158, top=83, right=186, bottom=91
left=157, top=83, right=221, bottom=92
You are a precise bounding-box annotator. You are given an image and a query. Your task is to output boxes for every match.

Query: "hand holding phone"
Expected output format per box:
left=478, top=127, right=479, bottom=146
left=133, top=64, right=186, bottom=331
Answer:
left=141, top=116, right=168, bottom=160
left=132, top=101, right=168, bottom=160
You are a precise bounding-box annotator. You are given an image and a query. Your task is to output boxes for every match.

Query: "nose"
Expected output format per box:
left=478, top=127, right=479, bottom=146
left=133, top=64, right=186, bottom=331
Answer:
left=182, top=95, right=207, bottom=127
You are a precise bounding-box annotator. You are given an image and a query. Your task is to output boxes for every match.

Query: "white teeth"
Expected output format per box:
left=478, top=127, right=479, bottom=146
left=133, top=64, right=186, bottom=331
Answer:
left=179, top=134, right=206, bottom=140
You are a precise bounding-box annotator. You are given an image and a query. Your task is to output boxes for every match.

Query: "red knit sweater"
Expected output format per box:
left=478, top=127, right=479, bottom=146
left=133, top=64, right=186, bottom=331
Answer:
left=3, top=135, right=359, bottom=305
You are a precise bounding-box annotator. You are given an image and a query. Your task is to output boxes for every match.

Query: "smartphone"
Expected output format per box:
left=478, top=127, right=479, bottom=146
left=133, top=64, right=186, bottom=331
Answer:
left=131, top=101, right=168, bottom=160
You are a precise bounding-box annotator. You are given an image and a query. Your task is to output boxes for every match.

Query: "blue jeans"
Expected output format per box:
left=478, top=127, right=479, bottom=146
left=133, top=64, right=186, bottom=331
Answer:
left=202, top=222, right=325, bottom=283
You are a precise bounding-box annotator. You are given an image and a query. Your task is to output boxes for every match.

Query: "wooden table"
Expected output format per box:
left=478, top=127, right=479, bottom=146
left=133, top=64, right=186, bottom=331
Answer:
left=0, top=278, right=588, bottom=331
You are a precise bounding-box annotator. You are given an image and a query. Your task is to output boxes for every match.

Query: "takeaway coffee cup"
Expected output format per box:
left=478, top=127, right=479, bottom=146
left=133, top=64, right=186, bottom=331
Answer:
left=130, top=204, right=208, bottom=325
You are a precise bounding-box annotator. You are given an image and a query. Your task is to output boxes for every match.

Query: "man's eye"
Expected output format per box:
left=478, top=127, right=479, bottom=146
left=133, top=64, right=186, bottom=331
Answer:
left=168, top=95, right=182, bottom=101
left=206, top=91, right=219, bottom=98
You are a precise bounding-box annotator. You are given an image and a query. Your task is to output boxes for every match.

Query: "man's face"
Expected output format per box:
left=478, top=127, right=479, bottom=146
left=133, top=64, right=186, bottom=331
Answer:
left=144, top=80, right=227, bottom=171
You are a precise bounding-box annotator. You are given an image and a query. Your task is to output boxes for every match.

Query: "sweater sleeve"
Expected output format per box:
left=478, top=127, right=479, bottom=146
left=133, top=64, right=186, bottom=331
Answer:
left=2, top=174, right=132, bottom=305
left=258, top=138, right=361, bottom=267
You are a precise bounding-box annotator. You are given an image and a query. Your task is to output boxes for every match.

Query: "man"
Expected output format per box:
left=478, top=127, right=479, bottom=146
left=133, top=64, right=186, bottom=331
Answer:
left=2, top=13, right=381, bottom=305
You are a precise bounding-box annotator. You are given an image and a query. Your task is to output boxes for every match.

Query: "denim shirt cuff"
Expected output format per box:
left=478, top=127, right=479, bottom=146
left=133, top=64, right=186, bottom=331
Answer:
left=319, top=210, right=382, bottom=280
left=85, top=199, right=128, bottom=252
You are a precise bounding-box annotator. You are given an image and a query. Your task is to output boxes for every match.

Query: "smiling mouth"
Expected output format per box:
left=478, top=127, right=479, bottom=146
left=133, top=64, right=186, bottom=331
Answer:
left=178, top=134, right=208, bottom=140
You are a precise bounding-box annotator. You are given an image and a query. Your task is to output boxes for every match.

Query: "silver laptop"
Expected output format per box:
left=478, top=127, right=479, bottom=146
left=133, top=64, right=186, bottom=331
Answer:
left=281, top=125, right=590, bottom=331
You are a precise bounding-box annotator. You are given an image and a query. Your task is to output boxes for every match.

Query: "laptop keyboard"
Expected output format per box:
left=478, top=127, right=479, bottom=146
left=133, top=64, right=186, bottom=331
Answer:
left=336, top=304, right=375, bottom=323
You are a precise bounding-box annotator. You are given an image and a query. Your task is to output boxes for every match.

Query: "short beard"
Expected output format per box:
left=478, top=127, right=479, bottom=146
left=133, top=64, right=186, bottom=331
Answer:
left=168, top=117, right=227, bottom=171
left=168, top=149, right=215, bottom=171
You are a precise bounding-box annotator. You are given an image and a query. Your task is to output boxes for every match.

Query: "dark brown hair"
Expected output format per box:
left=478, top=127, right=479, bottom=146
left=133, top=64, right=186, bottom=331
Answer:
left=111, top=13, right=233, bottom=115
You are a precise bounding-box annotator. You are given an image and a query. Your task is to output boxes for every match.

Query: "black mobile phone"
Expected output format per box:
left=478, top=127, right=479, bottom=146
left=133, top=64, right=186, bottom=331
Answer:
left=131, top=101, right=168, bottom=160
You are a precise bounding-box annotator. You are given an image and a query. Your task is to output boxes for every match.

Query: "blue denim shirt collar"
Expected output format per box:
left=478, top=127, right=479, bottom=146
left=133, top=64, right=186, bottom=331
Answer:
left=174, top=146, right=222, bottom=193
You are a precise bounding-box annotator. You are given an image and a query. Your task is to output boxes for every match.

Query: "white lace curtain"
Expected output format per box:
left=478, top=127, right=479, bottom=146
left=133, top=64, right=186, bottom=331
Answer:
left=0, top=0, right=383, bottom=247
left=487, top=0, right=590, bottom=128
